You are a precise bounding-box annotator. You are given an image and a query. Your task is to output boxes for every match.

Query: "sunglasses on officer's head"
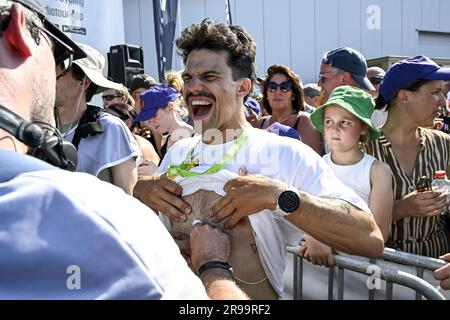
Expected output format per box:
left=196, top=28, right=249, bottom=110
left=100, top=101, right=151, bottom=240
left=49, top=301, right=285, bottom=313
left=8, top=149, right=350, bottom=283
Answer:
left=266, top=81, right=292, bottom=92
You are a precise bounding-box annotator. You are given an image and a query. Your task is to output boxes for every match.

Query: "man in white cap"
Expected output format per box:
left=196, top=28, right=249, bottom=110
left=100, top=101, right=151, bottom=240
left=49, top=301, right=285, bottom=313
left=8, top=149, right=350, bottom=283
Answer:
left=55, top=43, right=141, bottom=195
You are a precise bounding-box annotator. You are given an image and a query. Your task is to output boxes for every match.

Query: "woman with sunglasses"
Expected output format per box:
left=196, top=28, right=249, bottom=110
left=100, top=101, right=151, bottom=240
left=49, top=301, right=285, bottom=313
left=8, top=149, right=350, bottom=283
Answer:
left=258, top=64, right=323, bottom=155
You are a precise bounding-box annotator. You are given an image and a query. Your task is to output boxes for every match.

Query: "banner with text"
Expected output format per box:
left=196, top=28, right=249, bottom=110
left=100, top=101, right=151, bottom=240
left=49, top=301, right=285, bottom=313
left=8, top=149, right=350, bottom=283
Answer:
left=41, top=0, right=125, bottom=64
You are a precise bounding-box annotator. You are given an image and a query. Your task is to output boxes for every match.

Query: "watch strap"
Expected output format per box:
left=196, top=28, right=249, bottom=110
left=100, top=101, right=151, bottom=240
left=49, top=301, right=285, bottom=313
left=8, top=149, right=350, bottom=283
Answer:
left=198, top=261, right=233, bottom=276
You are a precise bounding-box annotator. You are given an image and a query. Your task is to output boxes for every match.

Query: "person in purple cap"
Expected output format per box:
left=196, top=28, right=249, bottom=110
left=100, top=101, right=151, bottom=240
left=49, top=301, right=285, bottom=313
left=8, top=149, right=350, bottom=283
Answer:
left=367, top=55, right=450, bottom=258
left=266, top=122, right=301, bottom=141
left=136, top=84, right=194, bottom=161
left=243, top=96, right=260, bottom=127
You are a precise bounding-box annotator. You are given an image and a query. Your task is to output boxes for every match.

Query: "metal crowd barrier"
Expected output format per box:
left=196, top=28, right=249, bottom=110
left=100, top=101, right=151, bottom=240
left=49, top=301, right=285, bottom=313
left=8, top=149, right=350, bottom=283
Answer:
left=286, top=246, right=447, bottom=300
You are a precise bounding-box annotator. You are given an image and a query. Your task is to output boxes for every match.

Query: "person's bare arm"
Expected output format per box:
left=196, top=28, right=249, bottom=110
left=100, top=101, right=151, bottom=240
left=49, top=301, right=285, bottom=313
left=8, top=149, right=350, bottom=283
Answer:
left=211, top=174, right=384, bottom=258
left=285, top=192, right=383, bottom=258
left=135, top=134, right=160, bottom=165
left=296, top=113, right=323, bottom=155
left=111, top=158, right=138, bottom=195
left=190, top=224, right=249, bottom=300
left=369, top=161, right=393, bottom=241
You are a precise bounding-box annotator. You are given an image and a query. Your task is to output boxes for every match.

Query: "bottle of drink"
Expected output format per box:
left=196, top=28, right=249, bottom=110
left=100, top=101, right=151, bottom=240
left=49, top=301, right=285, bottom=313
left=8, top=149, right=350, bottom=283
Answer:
left=431, top=171, right=448, bottom=191
left=431, top=170, right=450, bottom=216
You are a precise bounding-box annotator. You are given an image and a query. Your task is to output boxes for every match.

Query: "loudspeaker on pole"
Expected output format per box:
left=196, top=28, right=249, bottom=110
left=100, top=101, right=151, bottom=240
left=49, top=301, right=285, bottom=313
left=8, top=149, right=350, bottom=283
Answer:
left=107, top=44, right=145, bottom=88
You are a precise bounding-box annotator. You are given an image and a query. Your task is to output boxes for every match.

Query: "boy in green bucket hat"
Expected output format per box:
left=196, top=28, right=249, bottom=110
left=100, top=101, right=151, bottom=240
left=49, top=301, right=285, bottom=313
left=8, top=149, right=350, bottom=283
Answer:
left=302, top=86, right=392, bottom=278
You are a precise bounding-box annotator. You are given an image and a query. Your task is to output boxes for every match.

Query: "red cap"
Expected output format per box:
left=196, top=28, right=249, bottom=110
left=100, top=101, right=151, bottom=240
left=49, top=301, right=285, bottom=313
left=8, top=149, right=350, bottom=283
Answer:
left=434, top=170, right=446, bottom=179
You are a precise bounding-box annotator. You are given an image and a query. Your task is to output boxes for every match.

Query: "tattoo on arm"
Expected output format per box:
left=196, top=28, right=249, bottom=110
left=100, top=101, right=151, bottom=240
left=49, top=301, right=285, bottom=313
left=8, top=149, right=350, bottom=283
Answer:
left=251, top=244, right=258, bottom=254
left=339, top=201, right=352, bottom=215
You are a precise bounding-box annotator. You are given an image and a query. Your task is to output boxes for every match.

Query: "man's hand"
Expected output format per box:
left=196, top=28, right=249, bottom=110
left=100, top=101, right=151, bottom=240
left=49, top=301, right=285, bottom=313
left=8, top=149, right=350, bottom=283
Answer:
left=133, top=174, right=191, bottom=222
left=210, top=174, right=286, bottom=229
left=190, top=224, right=230, bottom=270
left=434, top=253, right=450, bottom=290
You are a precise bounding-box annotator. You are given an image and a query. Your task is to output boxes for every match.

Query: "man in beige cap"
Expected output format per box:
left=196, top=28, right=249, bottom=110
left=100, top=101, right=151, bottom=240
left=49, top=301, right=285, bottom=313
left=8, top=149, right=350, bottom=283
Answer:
left=55, top=43, right=141, bottom=195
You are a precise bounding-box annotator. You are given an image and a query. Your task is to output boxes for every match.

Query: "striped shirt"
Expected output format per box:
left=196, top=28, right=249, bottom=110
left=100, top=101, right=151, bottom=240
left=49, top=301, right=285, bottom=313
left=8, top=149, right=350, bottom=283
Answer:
left=366, top=128, right=449, bottom=257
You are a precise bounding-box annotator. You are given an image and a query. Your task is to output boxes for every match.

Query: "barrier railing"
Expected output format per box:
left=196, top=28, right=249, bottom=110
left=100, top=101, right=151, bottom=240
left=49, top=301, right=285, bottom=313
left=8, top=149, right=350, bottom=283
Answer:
left=286, top=246, right=447, bottom=300
left=381, top=247, right=447, bottom=299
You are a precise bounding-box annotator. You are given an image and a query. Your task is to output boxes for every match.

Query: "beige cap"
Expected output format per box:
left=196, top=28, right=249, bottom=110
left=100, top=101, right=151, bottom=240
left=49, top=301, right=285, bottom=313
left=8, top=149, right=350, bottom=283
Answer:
left=73, top=43, right=122, bottom=94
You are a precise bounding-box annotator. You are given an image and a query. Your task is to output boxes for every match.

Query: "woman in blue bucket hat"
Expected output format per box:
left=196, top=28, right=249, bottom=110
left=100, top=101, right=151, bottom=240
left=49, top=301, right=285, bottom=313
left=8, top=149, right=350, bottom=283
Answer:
left=136, top=84, right=194, bottom=163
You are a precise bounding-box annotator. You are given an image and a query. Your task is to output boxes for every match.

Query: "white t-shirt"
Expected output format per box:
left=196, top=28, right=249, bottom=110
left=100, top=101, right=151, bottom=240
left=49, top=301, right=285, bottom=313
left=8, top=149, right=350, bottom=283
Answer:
left=62, top=112, right=142, bottom=176
left=158, top=126, right=371, bottom=298
left=0, top=169, right=207, bottom=299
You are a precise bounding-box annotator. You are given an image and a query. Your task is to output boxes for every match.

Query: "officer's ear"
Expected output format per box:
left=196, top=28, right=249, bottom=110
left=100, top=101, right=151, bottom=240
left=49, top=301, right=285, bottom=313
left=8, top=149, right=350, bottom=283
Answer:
left=4, top=3, right=32, bottom=58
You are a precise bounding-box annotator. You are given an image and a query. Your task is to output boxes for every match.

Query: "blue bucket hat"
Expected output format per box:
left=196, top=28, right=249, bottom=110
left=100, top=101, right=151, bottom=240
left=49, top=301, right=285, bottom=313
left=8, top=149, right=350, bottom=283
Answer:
left=379, top=55, right=450, bottom=104
left=266, top=122, right=301, bottom=140
left=135, top=85, right=180, bottom=121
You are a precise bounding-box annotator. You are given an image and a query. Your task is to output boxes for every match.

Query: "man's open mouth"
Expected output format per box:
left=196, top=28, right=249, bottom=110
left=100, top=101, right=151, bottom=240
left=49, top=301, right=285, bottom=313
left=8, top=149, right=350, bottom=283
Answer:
left=191, top=99, right=213, bottom=117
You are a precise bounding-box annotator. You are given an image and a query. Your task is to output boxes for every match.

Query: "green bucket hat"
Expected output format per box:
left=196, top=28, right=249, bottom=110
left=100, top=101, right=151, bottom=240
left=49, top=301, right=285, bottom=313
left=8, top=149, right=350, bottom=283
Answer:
left=310, top=85, right=380, bottom=140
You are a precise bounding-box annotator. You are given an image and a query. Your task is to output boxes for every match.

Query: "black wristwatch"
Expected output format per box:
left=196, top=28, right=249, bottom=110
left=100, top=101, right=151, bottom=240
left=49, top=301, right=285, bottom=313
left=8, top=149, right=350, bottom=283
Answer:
left=273, top=187, right=300, bottom=218
left=198, top=261, right=234, bottom=276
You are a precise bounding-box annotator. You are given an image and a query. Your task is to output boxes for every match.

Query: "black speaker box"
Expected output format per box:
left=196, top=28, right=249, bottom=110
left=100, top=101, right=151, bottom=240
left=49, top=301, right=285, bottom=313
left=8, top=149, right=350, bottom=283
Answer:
left=107, top=44, right=145, bottom=88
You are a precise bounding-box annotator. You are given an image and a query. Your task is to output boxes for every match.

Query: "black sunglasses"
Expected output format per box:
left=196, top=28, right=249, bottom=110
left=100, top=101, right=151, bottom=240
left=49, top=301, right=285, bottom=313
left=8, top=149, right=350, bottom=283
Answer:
left=56, top=57, right=73, bottom=80
left=369, top=77, right=384, bottom=85
left=266, top=81, right=292, bottom=92
left=102, top=95, right=124, bottom=101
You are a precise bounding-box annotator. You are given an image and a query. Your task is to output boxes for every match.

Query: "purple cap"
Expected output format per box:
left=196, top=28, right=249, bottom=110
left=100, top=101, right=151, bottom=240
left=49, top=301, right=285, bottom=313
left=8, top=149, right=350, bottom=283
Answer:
left=244, top=97, right=261, bottom=116
left=380, top=55, right=450, bottom=103
left=266, top=122, right=301, bottom=141
left=135, top=85, right=180, bottom=121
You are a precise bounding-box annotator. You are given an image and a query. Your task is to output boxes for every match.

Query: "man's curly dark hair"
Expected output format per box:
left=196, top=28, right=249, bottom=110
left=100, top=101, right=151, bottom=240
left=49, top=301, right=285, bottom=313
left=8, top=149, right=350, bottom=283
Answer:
left=176, top=19, right=257, bottom=86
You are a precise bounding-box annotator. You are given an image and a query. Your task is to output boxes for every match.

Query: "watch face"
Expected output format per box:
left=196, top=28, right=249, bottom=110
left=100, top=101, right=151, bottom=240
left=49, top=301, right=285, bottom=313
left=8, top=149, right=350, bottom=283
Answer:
left=279, top=190, right=300, bottom=213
